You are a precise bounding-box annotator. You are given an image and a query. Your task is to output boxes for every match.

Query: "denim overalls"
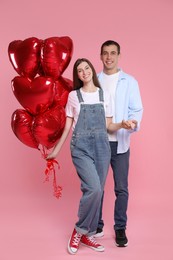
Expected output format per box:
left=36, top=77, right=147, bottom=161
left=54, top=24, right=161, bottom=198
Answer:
left=70, top=88, right=111, bottom=236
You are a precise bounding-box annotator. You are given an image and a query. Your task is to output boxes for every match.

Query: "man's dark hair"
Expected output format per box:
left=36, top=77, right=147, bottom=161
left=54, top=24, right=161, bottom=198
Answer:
left=100, top=40, right=121, bottom=55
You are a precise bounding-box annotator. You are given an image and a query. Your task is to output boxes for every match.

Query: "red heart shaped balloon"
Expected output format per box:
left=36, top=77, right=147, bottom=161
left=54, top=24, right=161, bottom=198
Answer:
left=11, top=109, right=38, bottom=149
left=33, top=105, right=66, bottom=149
left=8, top=37, right=42, bottom=79
left=53, top=76, right=73, bottom=107
left=12, top=76, right=55, bottom=115
left=40, top=36, right=73, bottom=79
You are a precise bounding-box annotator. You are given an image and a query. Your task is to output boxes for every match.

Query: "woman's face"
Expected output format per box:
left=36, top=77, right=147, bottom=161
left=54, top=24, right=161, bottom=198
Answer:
left=77, top=61, right=93, bottom=83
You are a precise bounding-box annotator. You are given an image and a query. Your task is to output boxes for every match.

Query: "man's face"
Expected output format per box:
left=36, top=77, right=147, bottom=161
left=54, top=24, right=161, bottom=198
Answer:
left=100, top=45, right=120, bottom=74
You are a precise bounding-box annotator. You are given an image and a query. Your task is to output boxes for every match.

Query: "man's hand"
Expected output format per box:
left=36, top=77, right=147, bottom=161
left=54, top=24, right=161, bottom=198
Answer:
left=122, top=120, right=138, bottom=130
left=129, top=120, right=138, bottom=129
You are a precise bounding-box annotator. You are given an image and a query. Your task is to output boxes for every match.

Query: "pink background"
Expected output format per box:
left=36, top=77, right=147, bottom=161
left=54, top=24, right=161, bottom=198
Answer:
left=1, top=0, right=173, bottom=259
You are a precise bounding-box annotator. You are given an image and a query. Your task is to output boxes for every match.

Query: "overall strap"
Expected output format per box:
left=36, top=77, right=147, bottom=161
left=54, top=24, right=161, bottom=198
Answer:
left=99, top=88, right=104, bottom=102
left=76, top=89, right=84, bottom=103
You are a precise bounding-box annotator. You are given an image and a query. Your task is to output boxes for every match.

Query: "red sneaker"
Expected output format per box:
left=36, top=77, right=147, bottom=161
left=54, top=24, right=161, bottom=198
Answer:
left=81, top=235, right=105, bottom=252
left=68, top=229, right=82, bottom=254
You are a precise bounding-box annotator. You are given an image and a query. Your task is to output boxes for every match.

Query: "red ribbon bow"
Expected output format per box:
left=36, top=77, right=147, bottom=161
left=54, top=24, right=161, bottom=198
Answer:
left=40, top=145, right=62, bottom=199
left=44, top=159, right=62, bottom=199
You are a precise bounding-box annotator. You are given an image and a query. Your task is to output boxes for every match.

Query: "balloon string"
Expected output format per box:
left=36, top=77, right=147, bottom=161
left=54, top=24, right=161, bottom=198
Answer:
left=44, top=159, right=62, bottom=199
left=40, top=145, right=62, bottom=199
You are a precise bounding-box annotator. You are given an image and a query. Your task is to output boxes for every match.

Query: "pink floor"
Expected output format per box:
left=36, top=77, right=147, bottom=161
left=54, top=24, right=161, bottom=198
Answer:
left=1, top=174, right=172, bottom=260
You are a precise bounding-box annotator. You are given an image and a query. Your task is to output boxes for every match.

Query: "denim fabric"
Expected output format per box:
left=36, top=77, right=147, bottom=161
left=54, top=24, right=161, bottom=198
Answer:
left=98, top=141, right=130, bottom=231
left=71, top=89, right=111, bottom=236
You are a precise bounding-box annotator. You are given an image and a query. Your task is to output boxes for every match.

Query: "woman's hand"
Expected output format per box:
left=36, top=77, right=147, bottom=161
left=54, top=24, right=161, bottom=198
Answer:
left=46, top=151, right=57, bottom=160
left=45, top=117, right=73, bottom=160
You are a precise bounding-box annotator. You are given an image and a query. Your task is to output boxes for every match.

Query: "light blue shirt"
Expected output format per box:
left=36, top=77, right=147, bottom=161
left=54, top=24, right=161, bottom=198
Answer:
left=98, top=70, right=143, bottom=154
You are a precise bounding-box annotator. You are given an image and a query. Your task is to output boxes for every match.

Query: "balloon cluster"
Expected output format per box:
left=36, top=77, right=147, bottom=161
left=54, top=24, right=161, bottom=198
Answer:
left=8, top=36, right=74, bottom=198
left=8, top=36, right=73, bottom=150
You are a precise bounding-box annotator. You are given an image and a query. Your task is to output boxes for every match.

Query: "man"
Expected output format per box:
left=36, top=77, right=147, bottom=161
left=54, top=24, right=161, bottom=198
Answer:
left=95, top=40, right=143, bottom=247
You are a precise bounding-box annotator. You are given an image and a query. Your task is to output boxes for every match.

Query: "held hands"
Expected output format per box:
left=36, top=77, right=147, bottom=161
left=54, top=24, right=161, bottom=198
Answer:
left=121, top=119, right=138, bottom=130
left=107, top=118, right=138, bottom=133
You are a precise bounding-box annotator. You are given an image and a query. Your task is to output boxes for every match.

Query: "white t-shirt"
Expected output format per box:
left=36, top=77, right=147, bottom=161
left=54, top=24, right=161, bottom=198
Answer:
left=65, top=88, right=112, bottom=130
left=99, top=71, right=120, bottom=141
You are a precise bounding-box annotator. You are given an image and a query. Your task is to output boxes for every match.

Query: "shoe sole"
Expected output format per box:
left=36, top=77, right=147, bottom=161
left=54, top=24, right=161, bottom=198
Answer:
left=94, top=232, right=104, bottom=238
left=81, top=242, right=105, bottom=252
left=67, top=238, right=78, bottom=255
left=115, top=242, right=128, bottom=247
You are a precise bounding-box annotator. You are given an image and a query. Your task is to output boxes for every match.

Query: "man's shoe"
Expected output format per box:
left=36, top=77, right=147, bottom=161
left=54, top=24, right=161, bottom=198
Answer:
left=94, top=227, right=104, bottom=238
left=67, top=228, right=82, bottom=254
left=81, top=235, right=105, bottom=252
left=115, top=229, right=128, bottom=247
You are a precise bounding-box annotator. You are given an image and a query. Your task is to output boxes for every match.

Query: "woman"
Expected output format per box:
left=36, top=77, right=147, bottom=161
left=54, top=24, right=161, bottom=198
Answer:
left=47, top=58, right=127, bottom=254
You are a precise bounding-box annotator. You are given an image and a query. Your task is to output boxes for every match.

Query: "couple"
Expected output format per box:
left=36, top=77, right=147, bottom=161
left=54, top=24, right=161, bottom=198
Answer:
left=47, top=40, right=143, bottom=254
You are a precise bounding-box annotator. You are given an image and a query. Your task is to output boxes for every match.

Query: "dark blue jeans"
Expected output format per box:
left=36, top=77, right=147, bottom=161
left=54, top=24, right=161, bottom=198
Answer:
left=98, top=141, right=130, bottom=231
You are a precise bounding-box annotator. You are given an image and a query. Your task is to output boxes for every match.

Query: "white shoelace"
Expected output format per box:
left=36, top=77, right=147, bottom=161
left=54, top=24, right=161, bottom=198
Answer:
left=86, top=236, right=98, bottom=245
left=72, top=233, right=82, bottom=246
